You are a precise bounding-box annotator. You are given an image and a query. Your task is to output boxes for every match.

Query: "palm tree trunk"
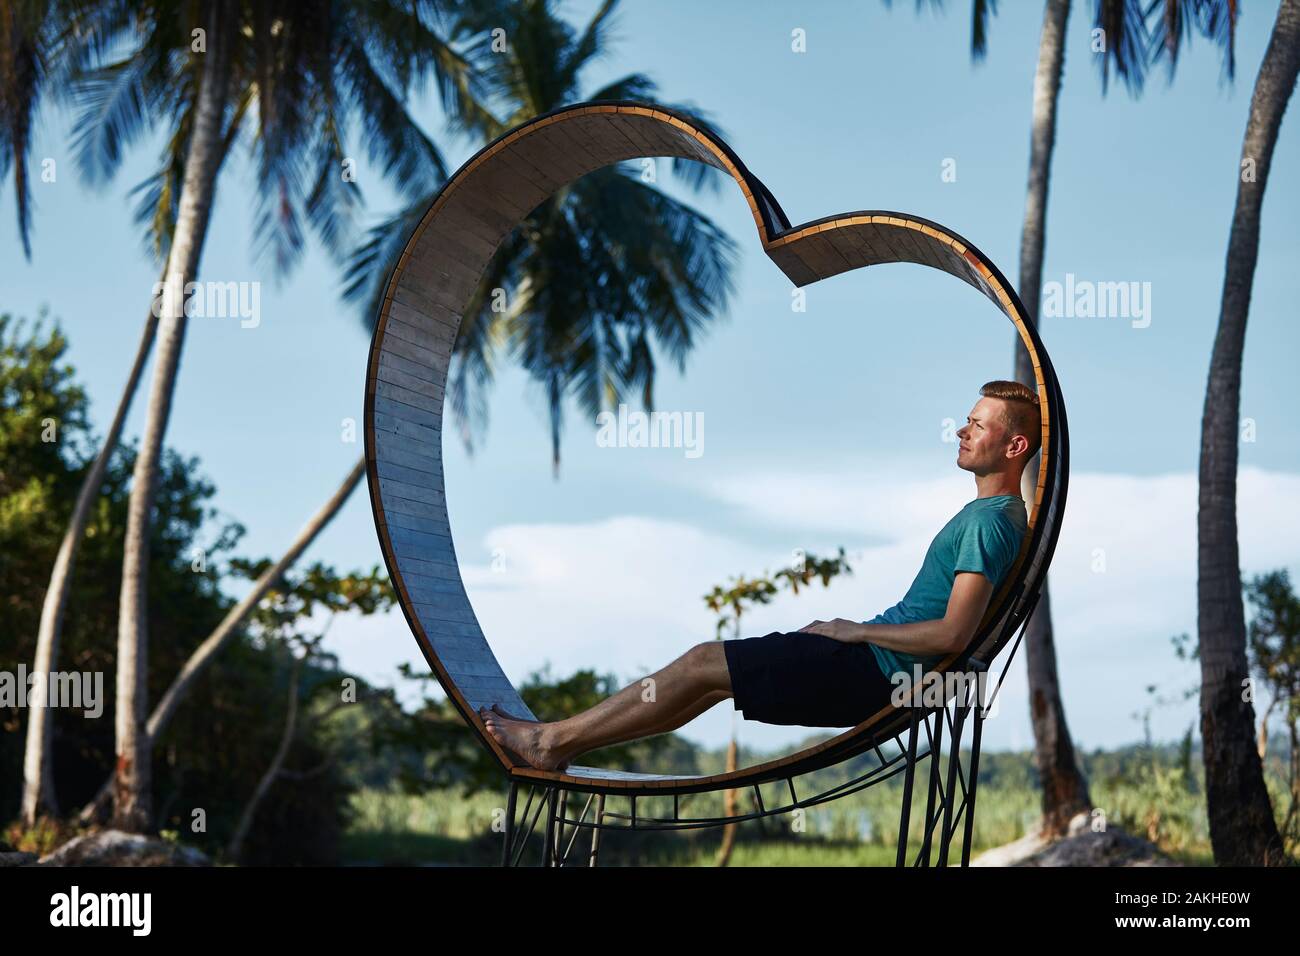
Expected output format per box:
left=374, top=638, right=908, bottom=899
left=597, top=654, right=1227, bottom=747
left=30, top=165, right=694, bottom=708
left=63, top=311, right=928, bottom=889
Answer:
left=1015, top=0, right=1092, bottom=839
left=1196, top=0, right=1298, bottom=867
left=82, top=457, right=365, bottom=823
left=150, top=457, right=366, bottom=741
left=112, top=1, right=234, bottom=833
left=1257, top=695, right=1275, bottom=760
left=714, top=732, right=739, bottom=867
left=21, top=301, right=160, bottom=826
left=1286, top=722, right=1299, bottom=848
left=22, top=46, right=248, bottom=832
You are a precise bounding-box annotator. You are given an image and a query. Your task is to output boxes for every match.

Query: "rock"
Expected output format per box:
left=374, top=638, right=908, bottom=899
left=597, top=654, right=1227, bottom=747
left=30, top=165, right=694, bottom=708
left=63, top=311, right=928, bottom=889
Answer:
left=0, top=851, right=40, bottom=867
left=37, top=829, right=211, bottom=867
left=972, top=811, right=1179, bottom=867
left=969, top=827, right=1052, bottom=867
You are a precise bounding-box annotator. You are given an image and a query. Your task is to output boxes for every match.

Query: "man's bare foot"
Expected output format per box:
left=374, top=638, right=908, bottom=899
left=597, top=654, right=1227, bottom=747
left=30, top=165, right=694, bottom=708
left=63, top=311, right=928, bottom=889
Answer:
left=491, top=703, right=535, bottom=722
left=478, top=705, right=569, bottom=772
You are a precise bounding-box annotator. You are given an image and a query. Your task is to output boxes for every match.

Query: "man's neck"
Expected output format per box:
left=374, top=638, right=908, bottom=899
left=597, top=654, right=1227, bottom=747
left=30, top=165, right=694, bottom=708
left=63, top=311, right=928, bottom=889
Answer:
left=973, top=472, right=1022, bottom=499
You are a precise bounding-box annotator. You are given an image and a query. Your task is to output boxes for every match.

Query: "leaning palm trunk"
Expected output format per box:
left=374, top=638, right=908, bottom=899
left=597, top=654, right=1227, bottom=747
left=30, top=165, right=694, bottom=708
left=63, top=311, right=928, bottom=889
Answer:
left=1256, top=695, right=1275, bottom=760
left=82, top=457, right=365, bottom=823
left=228, top=653, right=350, bottom=862
left=112, top=3, right=234, bottom=833
left=1015, top=0, right=1092, bottom=838
left=226, top=654, right=302, bottom=862
left=149, top=457, right=366, bottom=742
left=1197, top=0, right=1298, bottom=867
left=21, top=299, right=161, bottom=825
left=714, top=731, right=739, bottom=866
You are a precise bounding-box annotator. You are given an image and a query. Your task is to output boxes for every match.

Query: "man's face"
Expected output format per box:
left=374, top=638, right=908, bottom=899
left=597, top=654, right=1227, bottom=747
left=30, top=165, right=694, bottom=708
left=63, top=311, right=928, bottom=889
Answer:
left=956, top=397, right=1014, bottom=474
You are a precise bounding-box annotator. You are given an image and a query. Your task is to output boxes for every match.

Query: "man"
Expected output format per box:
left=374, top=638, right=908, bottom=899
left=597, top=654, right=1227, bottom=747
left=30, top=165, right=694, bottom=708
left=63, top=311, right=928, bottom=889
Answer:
left=481, top=381, right=1039, bottom=772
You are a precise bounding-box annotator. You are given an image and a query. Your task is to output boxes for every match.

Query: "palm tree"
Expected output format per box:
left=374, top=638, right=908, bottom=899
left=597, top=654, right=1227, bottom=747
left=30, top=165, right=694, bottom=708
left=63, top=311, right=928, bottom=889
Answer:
left=1008, top=0, right=1168, bottom=841
left=968, top=0, right=1283, bottom=858
left=1009, top=0, right=1096, bottom=843
left=19, top=0, right=481, bottom=831
left=5, top=0, right=178, bottom=829
left=76, top=0, right=742, bottom=826
left=929, top=0, right=1220, bottom=839
left=1193, top=0, right=1297, bottom=866
left=345, top=0, right=740, bottom=476
left=4, top=0, right=92, bottom=825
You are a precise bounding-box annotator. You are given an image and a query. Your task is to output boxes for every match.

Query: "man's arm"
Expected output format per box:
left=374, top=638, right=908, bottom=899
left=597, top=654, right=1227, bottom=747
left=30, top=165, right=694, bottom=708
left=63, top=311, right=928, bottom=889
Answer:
left=797, top=572, right=995, bottom=656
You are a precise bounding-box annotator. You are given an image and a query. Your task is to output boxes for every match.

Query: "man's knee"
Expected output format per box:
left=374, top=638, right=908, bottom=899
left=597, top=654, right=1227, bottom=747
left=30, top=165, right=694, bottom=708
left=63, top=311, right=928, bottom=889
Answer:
left=684, top=641, right=729, bottom=686
left=683, top=640, right=720, bottom=664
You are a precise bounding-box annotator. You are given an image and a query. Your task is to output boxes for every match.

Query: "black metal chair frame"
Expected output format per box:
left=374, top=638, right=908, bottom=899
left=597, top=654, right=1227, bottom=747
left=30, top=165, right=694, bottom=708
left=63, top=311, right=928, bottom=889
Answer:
left=502, top=604, right=1050, bottom=867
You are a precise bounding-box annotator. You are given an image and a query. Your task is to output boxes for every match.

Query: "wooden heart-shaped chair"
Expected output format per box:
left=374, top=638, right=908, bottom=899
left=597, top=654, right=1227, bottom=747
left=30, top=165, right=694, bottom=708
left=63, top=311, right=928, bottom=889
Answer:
left=363, top=100, right=1069, bottom=866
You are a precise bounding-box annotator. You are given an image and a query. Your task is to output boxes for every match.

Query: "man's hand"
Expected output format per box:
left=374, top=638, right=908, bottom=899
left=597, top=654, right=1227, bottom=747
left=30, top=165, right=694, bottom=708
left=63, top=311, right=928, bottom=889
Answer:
left=796, top=572, right=994, bottom=655
left=796, top=618, right=861, bottom=642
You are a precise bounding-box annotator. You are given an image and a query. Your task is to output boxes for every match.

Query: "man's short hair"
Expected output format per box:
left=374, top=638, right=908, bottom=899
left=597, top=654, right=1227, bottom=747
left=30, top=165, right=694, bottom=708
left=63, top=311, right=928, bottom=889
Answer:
left=979, top=380, right=1042, bottom=460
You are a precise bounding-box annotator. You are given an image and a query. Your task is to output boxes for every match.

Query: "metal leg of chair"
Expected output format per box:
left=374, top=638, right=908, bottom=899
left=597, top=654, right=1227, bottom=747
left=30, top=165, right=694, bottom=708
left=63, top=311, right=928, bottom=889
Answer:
left=962, top=665, right=989, bottom=867
left=920, top=706, right=945, bottom=867
left=938, top=684, right=971, bottom=868
left=500, top=781, right=518, bottom=868
left=589, top=793, right=606, bottom=867
left=555, top=789, right=569, bottom=866
left=896, top=706, right=922, bottom=868
left=541, top=787, right=559, bottom=867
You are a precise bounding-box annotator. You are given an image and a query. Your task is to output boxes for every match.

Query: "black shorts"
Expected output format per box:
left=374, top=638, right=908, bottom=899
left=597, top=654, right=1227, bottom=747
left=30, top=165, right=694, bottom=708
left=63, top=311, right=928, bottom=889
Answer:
left=723, top=630, right=899, bottom=728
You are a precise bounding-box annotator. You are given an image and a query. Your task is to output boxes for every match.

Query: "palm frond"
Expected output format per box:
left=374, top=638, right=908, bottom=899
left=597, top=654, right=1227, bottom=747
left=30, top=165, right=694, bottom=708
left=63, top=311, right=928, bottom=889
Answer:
left=369, top=0, right=497, bottom=140
left=68, top=54, right=162, bottom=183
left=971, top=0, right=998, bottom=62
left=571, top=169, right=738, bottom=371
left=445, top=232, right=526, bottom=456
left=1200, top=0, right=1236, bottom=81
left=585, top=76, right=732, bottom=196
left=657, top=100, right=731, bottom=195
left=0, top=0, right=47, bottom=257
left=340, top=0, right=741, bottom=474
left=336, top=38, right=447, bottom=196
left=1093, top=0, right=1153, bottom=96
left=303, top=120, right=363, bottom=261
left=127, top=103, right=192, bottom=264
left=1153, top=0, right=1237, bottom=82
left=341, top=197, right=433, bottom=329
left=556, top=0, right=621, bottom=96
left=491, top=166, right=738, bottom=471
left=583, top=70, right=656, bottom=104
left=250, top=160, right=308, bottom=279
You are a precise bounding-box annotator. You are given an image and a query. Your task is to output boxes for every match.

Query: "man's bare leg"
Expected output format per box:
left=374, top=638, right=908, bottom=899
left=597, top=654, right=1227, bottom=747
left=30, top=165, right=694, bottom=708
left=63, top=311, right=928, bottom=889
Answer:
left=479, top=642, right=732, bottom=770
left=492, top=688, right=730, bottom=740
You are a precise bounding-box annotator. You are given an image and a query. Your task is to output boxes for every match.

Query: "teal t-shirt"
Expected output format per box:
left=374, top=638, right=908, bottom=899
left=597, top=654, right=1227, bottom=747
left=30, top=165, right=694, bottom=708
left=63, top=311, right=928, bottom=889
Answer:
left=866, top=494, right=1027, bottom=679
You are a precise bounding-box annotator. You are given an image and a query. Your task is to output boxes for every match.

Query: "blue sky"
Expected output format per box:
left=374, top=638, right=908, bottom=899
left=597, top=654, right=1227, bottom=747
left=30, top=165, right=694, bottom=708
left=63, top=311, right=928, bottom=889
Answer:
left=4, top=1, right=1298, bottom=759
